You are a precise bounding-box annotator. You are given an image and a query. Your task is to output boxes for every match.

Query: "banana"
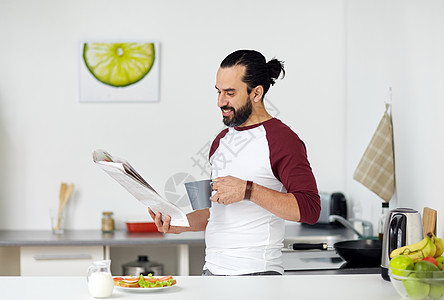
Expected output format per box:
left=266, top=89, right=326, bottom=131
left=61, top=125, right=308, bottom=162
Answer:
left=390, top=236, right=430, bottom=258
left=390, top=232, right=436, bottom=263
left=432, top=234, right=444, bottom=258
left=407, top=237, right=435, bottom=262
left=429, top=238, right=437, bottom=257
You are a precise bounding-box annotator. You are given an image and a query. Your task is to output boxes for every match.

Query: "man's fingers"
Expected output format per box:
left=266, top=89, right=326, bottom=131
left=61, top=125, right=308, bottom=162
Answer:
left=162, top=215, right=171, bottom=232
left=211, top=192, right=220, bottom=202
left=148, top=208, right=156, bottom=220
left=150, top=210, right=165, bottom=231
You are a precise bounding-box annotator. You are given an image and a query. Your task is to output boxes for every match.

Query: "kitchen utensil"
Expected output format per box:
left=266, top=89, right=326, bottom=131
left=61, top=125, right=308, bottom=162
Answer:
left=54, top=183, right=74, bottom=233
left=422, top=207, right=437, bottom=235
left=54, top=183, right=67, bottom=232
left=87, top=260, right=114, bottom=298
left=291, top=239, right=382, bottom=267
left=64, top=183, right=74, bottom=205
left=333, top=239, right=382, bottom=266
left=381, top=208, right=423, bottom=281
left=122, top=255, right=164, bottom=276
left=184, top=179, right=212, bottom=210
left=59, top=183, right=74, bottom=216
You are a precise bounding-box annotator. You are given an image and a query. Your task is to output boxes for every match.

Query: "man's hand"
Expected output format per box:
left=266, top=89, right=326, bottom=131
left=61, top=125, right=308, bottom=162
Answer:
left=148, top=208, right=210, bottom=233
left=211, top=176, right=305, bottom=222
left=148, top=208, right=185, bottom=234
left=211, top=176, right=247, bottom=205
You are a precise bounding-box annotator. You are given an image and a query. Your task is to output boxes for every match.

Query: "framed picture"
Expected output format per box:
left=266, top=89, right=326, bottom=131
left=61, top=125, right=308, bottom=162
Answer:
left=79, top=41, right=160, bottom=103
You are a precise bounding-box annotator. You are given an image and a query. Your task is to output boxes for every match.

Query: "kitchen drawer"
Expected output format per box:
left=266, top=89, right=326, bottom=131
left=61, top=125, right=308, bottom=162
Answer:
left=20, top=246, right=104, bottom=276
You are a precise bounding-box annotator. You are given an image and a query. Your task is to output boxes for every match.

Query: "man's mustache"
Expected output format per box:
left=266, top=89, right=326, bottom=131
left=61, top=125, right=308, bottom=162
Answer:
left=220, top=106, right=235, bottom=112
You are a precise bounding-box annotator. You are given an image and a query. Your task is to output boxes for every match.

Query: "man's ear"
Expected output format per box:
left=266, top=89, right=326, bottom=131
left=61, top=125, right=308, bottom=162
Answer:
left=252, top=86, right=264, bottom=103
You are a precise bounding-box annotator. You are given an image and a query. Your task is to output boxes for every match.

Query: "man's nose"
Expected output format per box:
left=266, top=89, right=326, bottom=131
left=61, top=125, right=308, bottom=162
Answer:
left=217, top=94, right=228, bottom=108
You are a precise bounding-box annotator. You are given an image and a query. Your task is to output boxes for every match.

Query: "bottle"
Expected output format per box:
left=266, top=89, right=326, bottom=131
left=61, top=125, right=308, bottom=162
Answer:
left=101, top=211, right=115, bottom=233
left=378, top=202, right=390, bottom=240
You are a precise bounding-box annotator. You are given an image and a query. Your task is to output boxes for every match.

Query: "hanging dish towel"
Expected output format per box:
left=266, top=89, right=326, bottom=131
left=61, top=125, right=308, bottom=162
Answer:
left=353, top=104, right=395, bottom=202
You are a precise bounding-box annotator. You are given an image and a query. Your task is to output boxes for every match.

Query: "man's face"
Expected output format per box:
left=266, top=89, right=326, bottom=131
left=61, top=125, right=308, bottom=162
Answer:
left=215, top=66, right=253, bottom=127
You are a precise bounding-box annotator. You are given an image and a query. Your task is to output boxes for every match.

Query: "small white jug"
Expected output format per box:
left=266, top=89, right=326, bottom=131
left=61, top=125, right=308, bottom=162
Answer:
left=87, top=260, right=114, bottom=298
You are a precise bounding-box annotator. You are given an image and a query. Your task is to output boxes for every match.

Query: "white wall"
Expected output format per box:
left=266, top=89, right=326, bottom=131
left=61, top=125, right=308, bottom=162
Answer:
left=0, top=0, right=346, bottom=230
left=347, top=0, right=444, bottom=234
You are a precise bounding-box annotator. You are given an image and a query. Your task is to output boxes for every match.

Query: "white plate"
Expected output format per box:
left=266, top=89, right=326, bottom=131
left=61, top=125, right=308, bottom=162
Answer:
left=114, top=284, right=176, bottom=293
left=113, top=276, right=177, bottom=293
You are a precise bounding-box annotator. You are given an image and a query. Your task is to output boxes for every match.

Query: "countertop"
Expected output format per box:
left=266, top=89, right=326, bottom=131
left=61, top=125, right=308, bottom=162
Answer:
left=0, top=223, right=353, bottom=247
left=0, top=275, right=400, bottom=300
left=0, top=230, right=205, bottom=247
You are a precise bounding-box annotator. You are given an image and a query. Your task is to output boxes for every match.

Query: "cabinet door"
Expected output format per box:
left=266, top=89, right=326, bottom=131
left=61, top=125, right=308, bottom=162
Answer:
left=20, top=246, right=104, bottom=276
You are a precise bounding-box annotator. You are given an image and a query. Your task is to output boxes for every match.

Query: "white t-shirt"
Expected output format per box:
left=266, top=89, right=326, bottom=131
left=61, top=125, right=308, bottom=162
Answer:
left=204, top=118, right=320, bottom=275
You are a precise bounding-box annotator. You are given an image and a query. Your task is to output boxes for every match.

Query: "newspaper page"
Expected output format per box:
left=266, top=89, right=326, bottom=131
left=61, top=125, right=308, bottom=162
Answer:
left=93, top=149, right=189, bottom=227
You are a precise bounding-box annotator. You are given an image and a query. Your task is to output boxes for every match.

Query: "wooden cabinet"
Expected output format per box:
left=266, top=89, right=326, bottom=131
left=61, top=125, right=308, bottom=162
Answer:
left=20, top=246, right=104, bottom=276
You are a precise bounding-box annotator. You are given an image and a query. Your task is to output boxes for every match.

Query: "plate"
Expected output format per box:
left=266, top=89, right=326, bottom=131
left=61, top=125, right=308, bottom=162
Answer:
left=113, top=276, right=177, bottom=293
left=114, top=284, right=176, bottom=293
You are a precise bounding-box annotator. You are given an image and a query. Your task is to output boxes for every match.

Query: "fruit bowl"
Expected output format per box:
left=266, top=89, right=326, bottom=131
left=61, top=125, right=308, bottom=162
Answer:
left=389, top=267, right=444, bottom=299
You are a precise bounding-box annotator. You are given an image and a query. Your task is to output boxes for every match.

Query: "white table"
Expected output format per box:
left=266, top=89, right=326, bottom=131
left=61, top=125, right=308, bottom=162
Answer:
left=0, top=274, right=401, bottom=300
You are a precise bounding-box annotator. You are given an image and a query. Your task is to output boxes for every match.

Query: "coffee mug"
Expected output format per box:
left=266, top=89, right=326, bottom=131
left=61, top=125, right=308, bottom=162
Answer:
left=184, top=179, right=212, bottom=210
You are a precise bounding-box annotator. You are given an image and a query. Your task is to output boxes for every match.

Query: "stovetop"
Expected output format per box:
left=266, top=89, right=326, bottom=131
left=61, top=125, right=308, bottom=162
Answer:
left=284, top=266, right=382, bottom=275
left=284, top=257, right=381, bottom=275
left=282, top=250, right=381, bottom=275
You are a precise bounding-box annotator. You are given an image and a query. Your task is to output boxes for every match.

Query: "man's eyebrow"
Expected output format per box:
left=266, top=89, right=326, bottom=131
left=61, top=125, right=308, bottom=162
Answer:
left=215, top=85, right=236, bottom=92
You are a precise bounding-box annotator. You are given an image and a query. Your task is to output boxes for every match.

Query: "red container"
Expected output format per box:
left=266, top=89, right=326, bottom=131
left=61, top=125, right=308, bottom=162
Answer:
left=125, top=222, right=158, bottom=233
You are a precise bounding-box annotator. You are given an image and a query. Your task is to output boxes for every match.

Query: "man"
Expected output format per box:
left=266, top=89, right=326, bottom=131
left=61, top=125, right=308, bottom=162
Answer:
left=149, top=49, right=320, bottom=276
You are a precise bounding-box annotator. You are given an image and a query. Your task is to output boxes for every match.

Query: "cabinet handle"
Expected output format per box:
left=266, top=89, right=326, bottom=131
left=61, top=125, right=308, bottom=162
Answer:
left=33, top=254, right=92, bottom=260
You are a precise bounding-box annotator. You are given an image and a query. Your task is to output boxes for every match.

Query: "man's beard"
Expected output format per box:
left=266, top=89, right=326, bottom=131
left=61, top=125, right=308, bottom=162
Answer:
left=221, top=98, right=253, bottom=127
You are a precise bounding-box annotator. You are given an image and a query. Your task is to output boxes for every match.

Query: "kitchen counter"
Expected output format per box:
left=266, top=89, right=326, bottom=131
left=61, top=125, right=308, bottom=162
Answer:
left=0, top=224, right=367, bottom=275
left=0, top=223, right=351, bottom=247
left=0, top=230, right=205, bottom=247
left=0, top=230, right=205, bottom=276
left=0, top=222, right=356, bottom=247
left=0, top=275, right=400, bottom=300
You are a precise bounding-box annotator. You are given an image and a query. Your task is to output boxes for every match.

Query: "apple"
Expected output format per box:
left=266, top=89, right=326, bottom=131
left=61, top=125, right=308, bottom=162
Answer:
left=429, top=283, right=444, bottom=299
left=390, top=255, right=414, bottom=276
left=436, top=256, right=444, bottom=270
left=422, top=256, right=439, bottom=268
left=403, top=273, right=430, bottom=299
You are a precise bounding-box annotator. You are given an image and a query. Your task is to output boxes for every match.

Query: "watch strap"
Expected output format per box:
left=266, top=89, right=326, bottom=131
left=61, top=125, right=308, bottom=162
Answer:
left=244, top=180, right=253, bottom=200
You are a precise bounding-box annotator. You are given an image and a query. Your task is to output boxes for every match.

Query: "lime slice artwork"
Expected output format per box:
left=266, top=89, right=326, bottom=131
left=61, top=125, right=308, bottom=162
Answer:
left=83, top=43, right=156, bottom=87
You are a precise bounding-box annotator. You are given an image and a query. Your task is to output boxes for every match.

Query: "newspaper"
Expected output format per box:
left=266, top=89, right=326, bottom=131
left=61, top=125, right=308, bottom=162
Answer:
left=92, top=149, right=189, bottom=227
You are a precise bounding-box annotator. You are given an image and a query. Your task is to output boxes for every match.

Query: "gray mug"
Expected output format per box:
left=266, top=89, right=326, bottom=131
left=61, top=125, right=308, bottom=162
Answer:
left=184, top=179, right=212, bottom=210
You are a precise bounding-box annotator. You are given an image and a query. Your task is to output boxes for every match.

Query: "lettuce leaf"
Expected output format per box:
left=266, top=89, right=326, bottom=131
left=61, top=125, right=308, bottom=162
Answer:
left=137, top=274, right=173, bottom=288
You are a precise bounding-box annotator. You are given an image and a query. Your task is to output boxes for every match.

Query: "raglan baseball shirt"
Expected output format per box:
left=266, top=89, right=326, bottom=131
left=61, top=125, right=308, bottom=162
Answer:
left=204, top=118, right=320, bottom=275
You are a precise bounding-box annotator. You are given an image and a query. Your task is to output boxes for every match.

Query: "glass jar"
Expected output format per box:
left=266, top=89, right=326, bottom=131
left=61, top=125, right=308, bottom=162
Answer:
left=101, top=211, right=115, bottom=233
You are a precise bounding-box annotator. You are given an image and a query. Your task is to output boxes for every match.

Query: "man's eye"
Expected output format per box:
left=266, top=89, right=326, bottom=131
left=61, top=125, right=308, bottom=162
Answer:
left=227, top=93, right=234, bottom=96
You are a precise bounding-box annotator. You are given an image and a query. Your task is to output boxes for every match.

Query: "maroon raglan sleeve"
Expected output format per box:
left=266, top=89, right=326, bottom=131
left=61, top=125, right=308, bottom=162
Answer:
left=209, top=129, right=229, bottom=160
left=265, top=120, right=321, bottom=224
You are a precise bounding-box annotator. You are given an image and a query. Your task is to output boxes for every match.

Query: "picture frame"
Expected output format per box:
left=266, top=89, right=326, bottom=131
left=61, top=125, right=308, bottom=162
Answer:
left=79, top=41, right=160, bottom=103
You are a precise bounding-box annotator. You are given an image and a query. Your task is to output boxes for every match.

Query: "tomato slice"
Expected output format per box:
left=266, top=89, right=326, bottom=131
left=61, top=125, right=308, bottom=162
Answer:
left=159, top=276, right=173, bottom=282
left=114, top=276, right=138, bottom=282
left=144, top=277, right=160, bottom=283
